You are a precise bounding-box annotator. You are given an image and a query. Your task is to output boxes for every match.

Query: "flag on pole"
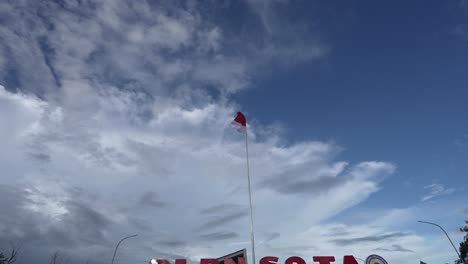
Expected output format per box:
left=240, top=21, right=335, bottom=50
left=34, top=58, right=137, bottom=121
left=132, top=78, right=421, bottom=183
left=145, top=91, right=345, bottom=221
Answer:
left=232, top=112, right=247, bottom=132
left=231, top=111, right=256, bottom=264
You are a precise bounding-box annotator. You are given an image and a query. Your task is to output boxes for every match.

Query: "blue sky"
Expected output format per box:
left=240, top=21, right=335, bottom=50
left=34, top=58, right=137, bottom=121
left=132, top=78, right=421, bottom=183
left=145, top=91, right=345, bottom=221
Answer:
left=0, top=1, right=467, bottom=264
left=236, top=0, right=468, bottom=208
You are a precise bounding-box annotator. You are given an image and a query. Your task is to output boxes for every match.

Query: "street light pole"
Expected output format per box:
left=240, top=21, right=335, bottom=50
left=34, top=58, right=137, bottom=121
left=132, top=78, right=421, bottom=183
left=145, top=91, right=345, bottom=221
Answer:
left=111, top=234, right=138, bottom=264
left=417, top=221, right=463, bottom=263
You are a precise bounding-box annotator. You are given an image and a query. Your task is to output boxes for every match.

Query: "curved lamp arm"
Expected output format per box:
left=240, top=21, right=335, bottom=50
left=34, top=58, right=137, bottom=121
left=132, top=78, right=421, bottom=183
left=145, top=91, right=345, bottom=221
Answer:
left=111, top=234, right=138, bottom=264
left=418, top=221, right=462, bottom=263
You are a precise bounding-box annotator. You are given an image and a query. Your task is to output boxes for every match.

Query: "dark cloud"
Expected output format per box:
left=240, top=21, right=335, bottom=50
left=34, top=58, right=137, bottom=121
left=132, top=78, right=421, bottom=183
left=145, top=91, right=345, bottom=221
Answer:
left=28, top=152, right=51, bottom=162
left=198, top=211, right=247, bottom=230
left=61, top=200, right=111, bottom=243
left=264, top=245, right=317, bottom=255
left=262, top=161, right=394, bottom=196
left=198, top=203, right=248, bottom=230
left=331, top=232, right=411, bottom=245
left=0, top=1, right=66, bottom=95
left=260, top=160, right=348, bottom=195
left=79, top=140, right=137, bottom=169
left=129, top=217, right=153, bottom=232
left=157, top=240, right=187, bottom=247
left=324, top=226, right=351, bottom=237
left=200, top=203, right=243, bottom=214
left=200, top=232, right=238, bottom=241
left=0, top=187, right=111, bottom=245
left=262, top=174, right=344, bottom=195
left=374, top=244, right=414, bottom=253
left=139, top=191, right=165, bottom=208
left=0, top=184, right=113, bottom=263
left=264, top=232, right=280, bottom=243
left=127, top=140, right=172, bottom=176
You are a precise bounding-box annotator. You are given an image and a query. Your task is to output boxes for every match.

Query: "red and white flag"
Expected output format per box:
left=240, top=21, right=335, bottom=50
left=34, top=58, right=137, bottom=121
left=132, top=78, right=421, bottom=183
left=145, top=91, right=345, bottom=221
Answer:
left=232, top=111, right=247, bottom=132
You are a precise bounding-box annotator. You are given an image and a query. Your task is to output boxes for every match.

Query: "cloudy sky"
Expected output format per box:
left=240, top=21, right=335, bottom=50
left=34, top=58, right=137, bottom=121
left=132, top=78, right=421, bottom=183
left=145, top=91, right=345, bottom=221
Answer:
left=1, top=1, right=468, bottom=264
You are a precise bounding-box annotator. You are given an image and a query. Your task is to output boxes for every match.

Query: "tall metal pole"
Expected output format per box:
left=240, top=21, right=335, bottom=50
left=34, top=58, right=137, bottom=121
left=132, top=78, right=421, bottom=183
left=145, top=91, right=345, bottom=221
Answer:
left=111, top=234, right=138, bottom=264
left=245, top=129, right=256, bottom=264
left=417, top=221, right=462, bottom=263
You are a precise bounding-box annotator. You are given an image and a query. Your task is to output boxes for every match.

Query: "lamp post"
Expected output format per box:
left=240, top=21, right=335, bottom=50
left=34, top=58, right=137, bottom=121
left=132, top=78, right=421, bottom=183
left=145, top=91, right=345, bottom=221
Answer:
left=417, top=221, right=462, bottom=263
left=111, top=234, right=138, bottom=264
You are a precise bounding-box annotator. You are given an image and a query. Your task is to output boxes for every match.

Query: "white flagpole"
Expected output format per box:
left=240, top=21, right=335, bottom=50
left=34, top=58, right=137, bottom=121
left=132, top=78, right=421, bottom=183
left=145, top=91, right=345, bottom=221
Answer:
left=244, top=127, right=256, bottom=264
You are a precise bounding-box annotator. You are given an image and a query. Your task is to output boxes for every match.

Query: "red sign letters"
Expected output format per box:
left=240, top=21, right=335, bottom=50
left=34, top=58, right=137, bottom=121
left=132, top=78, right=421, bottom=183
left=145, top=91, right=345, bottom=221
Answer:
left=150, top=255, right=361, bottom=264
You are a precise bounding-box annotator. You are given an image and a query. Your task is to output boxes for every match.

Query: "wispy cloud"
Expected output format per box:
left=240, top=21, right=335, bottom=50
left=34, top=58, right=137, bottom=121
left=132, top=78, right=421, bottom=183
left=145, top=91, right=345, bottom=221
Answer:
left=462, top=205, right=468, bottom=214
left=421, top=183, right=455, bottom=202
left=0, top=1, right=419, bottom=263
left=330, top=232, right=411, bottom=246
left=200, top=204, right=244, bottom=215
left=139, top=191, right=165, bottom=208
left=264, top=232, right=280, bottom=243
left=454, top=134, right=468, bottom=148
left=451, top=0, right=468, bottom=41
left=200, top=232, right=239, bottom=241
left=374, top=244, right=414, bottom=253
left=157, top=240, right=187, bottom=247
left=198, top=211, right=248, bottom=231
left=261, top=160, right=395, bottom=196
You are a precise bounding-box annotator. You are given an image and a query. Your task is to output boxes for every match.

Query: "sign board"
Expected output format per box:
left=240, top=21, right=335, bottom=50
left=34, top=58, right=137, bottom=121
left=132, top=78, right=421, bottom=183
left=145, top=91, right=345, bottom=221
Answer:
left=150, top=253, right=388, bottom=264
left=217, top=249, right=247, bottom=264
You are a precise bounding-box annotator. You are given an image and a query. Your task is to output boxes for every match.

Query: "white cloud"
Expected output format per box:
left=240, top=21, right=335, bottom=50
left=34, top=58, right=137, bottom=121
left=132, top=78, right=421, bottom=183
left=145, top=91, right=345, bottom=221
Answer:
left=0, top=82, right=402, bottom=262
left=421, top=183, right=456, bottom=202
left=0, top=1, right=456, bottom=264
left=462, top=205, right=468, bottom=214
left=244, top=0, right=329, bottom=67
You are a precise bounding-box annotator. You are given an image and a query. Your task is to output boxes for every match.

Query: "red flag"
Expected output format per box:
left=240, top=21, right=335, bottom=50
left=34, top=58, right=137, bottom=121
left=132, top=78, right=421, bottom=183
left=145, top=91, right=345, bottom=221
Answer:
left=232, top=111, right=247, bottom=132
